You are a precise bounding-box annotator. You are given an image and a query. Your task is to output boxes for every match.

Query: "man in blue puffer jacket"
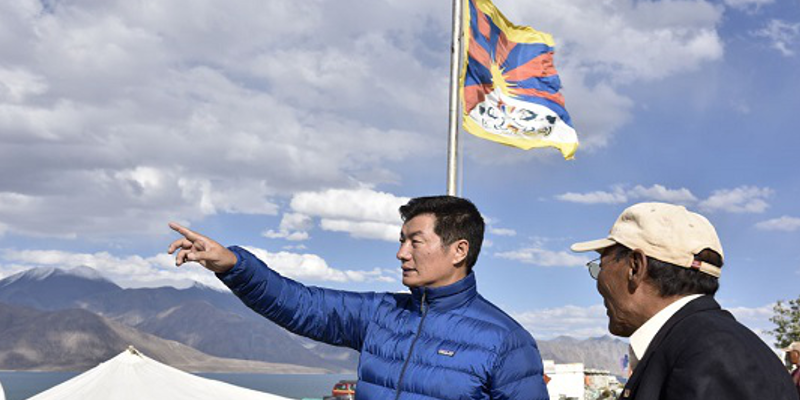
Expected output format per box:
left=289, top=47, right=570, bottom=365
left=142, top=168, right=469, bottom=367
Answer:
left=169, top=196, right=548, bottom=399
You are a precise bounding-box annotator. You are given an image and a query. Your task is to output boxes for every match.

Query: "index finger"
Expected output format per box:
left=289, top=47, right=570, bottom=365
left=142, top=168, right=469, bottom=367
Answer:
left=169, top=222, right=202, bottom=241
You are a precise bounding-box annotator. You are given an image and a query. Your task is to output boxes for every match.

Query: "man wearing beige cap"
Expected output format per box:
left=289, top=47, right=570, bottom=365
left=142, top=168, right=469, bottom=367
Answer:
left=785, top=342, right=800, bottom=397
left=572, top=202, right=797, bottom=400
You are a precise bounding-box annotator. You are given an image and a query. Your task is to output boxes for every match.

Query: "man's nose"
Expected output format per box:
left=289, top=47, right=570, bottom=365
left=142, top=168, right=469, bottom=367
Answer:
left=396, top=243, right=410, bottom=261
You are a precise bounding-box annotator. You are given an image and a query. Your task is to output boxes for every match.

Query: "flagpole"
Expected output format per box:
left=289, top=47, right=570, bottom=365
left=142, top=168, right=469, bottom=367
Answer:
left=446, top=0, right=464, bottom=196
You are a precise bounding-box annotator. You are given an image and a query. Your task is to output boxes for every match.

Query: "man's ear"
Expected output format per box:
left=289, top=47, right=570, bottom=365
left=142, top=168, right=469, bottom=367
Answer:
left=628, top=249, right=649, bottom=287
left=452, top=239, right=470, bottom=267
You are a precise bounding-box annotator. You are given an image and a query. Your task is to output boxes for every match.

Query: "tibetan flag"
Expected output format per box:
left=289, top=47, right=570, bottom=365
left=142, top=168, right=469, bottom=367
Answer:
left=461, top=0, right=578, bottom=159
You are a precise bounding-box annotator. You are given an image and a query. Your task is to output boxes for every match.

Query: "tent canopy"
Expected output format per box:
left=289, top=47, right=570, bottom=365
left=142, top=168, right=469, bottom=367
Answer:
left=28, top=347, right=293, bottom=400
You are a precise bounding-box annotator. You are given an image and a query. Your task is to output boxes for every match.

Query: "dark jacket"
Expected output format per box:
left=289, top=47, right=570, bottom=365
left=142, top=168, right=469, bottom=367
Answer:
left=219, top=246, right=549, bottom=400
left=620, top=295, right=798, bottom=400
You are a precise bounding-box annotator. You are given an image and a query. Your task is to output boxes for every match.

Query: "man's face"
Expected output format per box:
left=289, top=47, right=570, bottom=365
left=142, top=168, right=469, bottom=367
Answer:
left=596, top=246, right=641, bottom=337
left=790, top=350, right=800, bottom=365
left=396, top=214, right=463, bottom=288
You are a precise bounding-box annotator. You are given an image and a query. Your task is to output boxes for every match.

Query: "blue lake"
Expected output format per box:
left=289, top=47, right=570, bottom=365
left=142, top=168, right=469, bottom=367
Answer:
left=0, top=371, right=356, bottom=400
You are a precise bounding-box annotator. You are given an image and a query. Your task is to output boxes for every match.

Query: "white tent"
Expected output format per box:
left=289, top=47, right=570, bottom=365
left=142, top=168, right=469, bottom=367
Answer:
left=27, top=347, right=293, bottom=400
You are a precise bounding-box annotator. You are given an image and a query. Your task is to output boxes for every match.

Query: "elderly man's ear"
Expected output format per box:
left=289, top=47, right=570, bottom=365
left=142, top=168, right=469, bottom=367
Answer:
left=627, top=249, right=649, bottom=291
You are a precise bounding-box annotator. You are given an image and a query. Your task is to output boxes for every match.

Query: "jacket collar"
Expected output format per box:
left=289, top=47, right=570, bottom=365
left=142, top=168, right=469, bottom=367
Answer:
left=410, top=272, right=478, bottom=313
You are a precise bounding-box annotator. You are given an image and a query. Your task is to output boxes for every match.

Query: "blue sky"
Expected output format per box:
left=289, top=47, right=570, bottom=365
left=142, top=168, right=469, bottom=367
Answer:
left=0, top=0, right=798, bottom=344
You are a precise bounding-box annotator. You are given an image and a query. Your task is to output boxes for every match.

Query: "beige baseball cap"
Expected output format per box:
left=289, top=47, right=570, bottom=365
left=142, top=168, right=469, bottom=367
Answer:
left=570, top=202, right=724, bottom=278
left=783, top=342, right=800, bottom=353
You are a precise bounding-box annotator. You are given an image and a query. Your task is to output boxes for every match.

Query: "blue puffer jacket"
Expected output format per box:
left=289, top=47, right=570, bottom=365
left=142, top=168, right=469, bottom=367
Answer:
left=220, top=246, right=548, bottom=400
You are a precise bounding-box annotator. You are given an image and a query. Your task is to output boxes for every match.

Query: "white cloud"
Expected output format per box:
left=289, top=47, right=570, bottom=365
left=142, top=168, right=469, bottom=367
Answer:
left=284, top=188, right=409, bottom=242
left=0, top=67, right=48, bottom=103
left=513, top=304, right=610, bottom=339
left=698, top=186, right=773, bottom=213
left=724, top=303, right=778, bottom=348
left=263, top=213, right=313, bottom=241
left=513, top=302, right=778, bottom=345
left=1, top=249, right=223, bottom=289
left=557, top=184, right=697, bottom=205
left=755, top=216, right=800, bottom=232
left=0, top=245, right=396, bottom=288
left=558, top=184, right=774, bottom=214
left=244, top=246, right=395, bottom=283
left=489, top=227, right=517, bottom=237
left=495, top=245, right=590, bottom=268
left=557, top=189, right=629, bottom=205
left=751, top=19, right=800, bottom=57
left=291, top=188, right=409, bottom=225
left=0, top=0, right=438, bottom=241
left=319, top=219, right=401, bottom=242
left=724, top=0, right=774, bottom=12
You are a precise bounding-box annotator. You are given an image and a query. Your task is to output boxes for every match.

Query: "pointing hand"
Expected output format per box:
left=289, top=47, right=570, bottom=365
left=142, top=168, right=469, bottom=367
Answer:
left=167, top=222, right=237, bottom=274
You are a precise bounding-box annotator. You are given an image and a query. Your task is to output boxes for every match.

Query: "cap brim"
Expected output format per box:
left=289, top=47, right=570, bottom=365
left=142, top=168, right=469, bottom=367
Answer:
left=570, top=238, right=616, bottom=253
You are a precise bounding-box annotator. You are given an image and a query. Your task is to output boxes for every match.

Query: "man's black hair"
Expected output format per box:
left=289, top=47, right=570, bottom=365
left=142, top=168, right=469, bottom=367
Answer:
left=614, top=246, right=722, bottom=296
left=399, top=195, right=485, bottom=272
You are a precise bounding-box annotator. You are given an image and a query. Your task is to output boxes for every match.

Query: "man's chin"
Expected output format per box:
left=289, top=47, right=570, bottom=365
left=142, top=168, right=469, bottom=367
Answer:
left=609, top=321, right=634, bottom=338
left=402, top=278, right=419, bottom=288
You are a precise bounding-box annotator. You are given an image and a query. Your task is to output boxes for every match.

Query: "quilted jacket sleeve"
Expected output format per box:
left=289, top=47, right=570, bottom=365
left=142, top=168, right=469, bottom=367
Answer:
left=217, top=246, right=382, bottom=351
left=489, top=327, right=549, bottom=400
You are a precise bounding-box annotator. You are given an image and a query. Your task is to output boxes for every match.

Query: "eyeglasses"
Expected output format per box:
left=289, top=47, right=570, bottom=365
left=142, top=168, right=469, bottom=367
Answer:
left=587, top=257, right=601, bottom=280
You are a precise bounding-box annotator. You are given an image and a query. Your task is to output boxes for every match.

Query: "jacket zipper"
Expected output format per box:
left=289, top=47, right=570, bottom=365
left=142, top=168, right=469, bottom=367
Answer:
left=394, top=289, right=428, bottom=400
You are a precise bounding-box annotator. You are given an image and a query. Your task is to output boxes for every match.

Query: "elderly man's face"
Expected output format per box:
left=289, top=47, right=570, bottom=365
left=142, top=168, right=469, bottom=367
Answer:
left=596, top=245, right=641, bottom=337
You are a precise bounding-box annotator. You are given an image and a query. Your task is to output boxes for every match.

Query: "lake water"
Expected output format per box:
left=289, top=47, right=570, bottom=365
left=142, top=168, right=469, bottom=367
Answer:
left=0, top=371, right=357, bottom=400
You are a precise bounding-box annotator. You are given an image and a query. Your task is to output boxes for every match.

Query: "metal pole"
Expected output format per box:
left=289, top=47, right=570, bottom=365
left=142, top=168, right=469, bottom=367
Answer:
left=446, top=0, right=464, bottom=196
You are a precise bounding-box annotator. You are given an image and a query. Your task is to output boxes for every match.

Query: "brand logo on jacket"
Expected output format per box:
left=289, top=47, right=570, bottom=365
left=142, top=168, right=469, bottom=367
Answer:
left=437, top=349, right=455, bottom=357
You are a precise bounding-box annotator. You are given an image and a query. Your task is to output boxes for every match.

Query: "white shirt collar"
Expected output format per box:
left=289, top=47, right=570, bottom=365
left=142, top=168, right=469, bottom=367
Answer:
left=629, top=294, right=703, bottom=361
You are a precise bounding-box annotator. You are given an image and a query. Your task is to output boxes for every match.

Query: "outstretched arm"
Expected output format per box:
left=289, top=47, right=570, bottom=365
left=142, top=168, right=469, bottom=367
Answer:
left=220, top=246, right=381, bottom=350
left=167, top=223, right=379, bottom=350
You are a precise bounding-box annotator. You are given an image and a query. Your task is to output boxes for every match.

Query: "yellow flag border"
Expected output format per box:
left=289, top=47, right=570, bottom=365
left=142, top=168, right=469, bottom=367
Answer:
left=463, top=117, right=578, bottom=159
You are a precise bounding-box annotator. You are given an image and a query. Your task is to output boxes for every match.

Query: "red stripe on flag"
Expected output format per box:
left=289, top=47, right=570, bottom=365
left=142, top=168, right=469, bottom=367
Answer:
left=464, top=83, right=494, bottom=114
left=476, top=2, right=492, bottom=41
left=494, top=31, right=516, bottom=68
left=469, top=35, right=493, bottom=69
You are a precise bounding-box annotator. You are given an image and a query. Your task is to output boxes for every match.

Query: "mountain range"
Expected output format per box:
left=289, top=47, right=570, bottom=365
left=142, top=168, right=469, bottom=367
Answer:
left=0, top=266, right=626, bottom=373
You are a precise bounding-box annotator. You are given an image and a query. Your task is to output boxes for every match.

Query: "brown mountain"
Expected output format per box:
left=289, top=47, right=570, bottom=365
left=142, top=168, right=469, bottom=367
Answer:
left=538, top=335, right=629, bottom=374
left=0, top=302, right=329, bottom=373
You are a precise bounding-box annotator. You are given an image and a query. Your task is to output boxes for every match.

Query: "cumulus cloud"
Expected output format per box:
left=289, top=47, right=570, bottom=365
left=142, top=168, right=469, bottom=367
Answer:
left=266, top=188, right=411, bottom=242
left=698, top=186, right=773, bottom=213
left=556, top=184, right=697, bottom=205
left=495, top=245, right=590, bottom=268
left=513, top=302, right=776, bottom=343
left=0, top=0, right=728, bottom=241
left=0, top=245, right=395, bottom=289
left=0, top=249, right=219, bottom=289
left=755, top=216, right=800, bottom=232
left=513, top=304, right=610, bottom=339
left=558, top=184, right=773, bottom=214
left=0, top=0, right=438, bottom=241
left=751, top=19, right=800, bottom=57
left=725, top=303, right=777, bottom=346
left=263, top=213, right=313, bottom=241
left=244, top=246, right=395, bottom=283
left=724, top=0, right=774, bottom=12
left=489, top=227, right=517, bottom=237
